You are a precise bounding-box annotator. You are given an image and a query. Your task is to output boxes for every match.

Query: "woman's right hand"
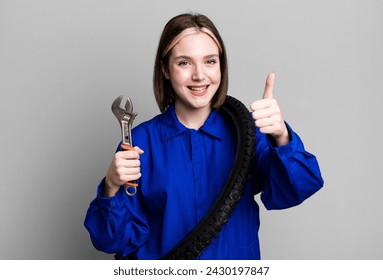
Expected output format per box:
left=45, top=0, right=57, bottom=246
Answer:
left=104, top=146, right=144, bottom=197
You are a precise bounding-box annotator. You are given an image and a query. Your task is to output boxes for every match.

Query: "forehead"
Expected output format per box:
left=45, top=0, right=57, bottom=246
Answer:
left=170, top=32, right=220, bottom=57
left=163, top=27, right=222, bottom=57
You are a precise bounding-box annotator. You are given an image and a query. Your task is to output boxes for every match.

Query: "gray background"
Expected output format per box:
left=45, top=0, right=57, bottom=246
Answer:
left=1, top=0, right=382, bottom=260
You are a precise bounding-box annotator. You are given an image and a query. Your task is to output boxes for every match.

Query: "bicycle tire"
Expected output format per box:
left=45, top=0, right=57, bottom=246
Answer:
left=161, top=95, right=256, bottom=259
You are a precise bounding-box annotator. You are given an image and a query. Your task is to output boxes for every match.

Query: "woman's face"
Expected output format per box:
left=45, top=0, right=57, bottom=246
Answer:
left=166, top=31, right=221, bottom=113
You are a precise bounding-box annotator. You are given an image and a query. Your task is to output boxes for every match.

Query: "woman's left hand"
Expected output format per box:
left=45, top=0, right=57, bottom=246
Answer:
left=250, top=72, right=289, bottom=146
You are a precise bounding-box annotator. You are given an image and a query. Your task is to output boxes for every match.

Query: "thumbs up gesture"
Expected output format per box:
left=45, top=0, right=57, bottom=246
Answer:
left=250, top=73, right=289, bottom=146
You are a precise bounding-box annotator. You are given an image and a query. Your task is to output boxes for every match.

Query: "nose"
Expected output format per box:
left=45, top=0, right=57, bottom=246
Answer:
left=192, top=64, right=205, bottom=81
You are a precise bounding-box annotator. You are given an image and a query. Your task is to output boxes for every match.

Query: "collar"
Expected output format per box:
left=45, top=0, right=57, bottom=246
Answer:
left=160, top=104, right=225, bottom=143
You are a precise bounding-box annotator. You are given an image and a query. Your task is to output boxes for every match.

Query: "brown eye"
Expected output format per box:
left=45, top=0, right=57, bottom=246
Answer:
left=206, top=59, right=217, bottom=65
left=178, top=61, right=190, bottom=66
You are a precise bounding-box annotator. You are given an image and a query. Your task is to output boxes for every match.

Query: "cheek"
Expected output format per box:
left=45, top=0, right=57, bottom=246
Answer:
left=170, top=69, right=190, bottom=84
left=209, top=69, right=221, bottom=84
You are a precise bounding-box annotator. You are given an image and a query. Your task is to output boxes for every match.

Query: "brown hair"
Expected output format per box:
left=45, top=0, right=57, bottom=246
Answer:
left=153, top=13, right=229, bottom=112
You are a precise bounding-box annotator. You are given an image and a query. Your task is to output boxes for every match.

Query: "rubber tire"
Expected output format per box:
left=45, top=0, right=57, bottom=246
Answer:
left=161, top=95, right=256, bottom=259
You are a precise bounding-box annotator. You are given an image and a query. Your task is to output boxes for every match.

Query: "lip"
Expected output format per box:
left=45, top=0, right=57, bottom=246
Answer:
left=187, top=85, right=209, bottom=96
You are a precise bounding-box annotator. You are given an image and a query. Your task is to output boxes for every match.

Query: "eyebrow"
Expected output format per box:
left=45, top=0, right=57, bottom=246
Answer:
left=173, top=54, right=219, bottom=60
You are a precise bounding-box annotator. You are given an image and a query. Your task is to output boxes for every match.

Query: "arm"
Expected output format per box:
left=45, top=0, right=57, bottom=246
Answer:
left=250, top=73, right=324, bottom=209
left=84, top=146, right=149, bottom=256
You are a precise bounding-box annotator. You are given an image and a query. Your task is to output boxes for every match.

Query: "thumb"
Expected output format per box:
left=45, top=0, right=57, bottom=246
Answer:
left=134, top=146, right=144, bottom=154
left=262, top=72, right=275, bottom=99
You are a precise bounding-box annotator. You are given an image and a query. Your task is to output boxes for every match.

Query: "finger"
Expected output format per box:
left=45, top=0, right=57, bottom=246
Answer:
left=133, top=146, right=144, bottom=154
left=259, top=125, right=275, bottom=135
left=126, top=150, right=142, bottom=159
left=122, top=166, right=141, bottom=175
left=252, top=109, right=273, bottom=121
left=115, top=165, right=141, bottom=178
left=118, top=172, right=142, bottom=184
left=123, top=159, right=141, bottom=168
left=125, top=173, right=142, bottom=182
left=262, top=72, right=275, bottom=99
left=250, top=98, right=274, bottom=111
left=115, top=151, right=141, bottom=162
left=254, top=117, right=274, bottom=129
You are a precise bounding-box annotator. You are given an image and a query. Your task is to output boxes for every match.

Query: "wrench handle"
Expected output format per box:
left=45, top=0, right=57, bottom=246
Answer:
left=121, top=144, right=138, bottom=196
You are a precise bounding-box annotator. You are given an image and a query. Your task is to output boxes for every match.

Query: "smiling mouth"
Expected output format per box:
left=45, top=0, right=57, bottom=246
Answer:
left=187, top=85, right=209, bottom=92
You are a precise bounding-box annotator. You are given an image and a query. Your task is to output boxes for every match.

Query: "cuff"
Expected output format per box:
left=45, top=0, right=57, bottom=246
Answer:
left=95, top=177, right=124, bottom=209
left=267, top=122, right=299, bottom=160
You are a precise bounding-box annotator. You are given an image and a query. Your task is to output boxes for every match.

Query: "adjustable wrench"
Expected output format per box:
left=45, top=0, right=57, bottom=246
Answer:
left=111, top=95, right=138, bottom=196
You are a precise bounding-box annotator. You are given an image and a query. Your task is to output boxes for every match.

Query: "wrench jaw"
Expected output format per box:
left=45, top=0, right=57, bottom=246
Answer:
left=111, top=95, right=124, bottom=121
left=111, top=95, right=139, bottom=196
left=111, top=95, right=138, bottom=147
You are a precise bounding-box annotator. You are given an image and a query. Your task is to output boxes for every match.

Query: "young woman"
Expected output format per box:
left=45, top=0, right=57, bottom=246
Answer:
left=84, top=13, right=324, bottom=259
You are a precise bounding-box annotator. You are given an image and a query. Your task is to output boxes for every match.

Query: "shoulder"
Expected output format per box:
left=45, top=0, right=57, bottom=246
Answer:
left=133, top=113, right=162, bottom=137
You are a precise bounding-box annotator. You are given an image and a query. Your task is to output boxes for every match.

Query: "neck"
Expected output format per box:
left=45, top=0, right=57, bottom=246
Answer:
left=174, top=102, right=211, bottom=130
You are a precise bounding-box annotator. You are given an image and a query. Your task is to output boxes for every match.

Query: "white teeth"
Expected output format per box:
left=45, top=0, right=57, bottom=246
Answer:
left=189, top=86, right=207, bottom=91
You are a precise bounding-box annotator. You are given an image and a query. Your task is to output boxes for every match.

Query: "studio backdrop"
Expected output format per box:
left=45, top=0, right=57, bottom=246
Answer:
left=1, top=0, right=382, bottom=259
